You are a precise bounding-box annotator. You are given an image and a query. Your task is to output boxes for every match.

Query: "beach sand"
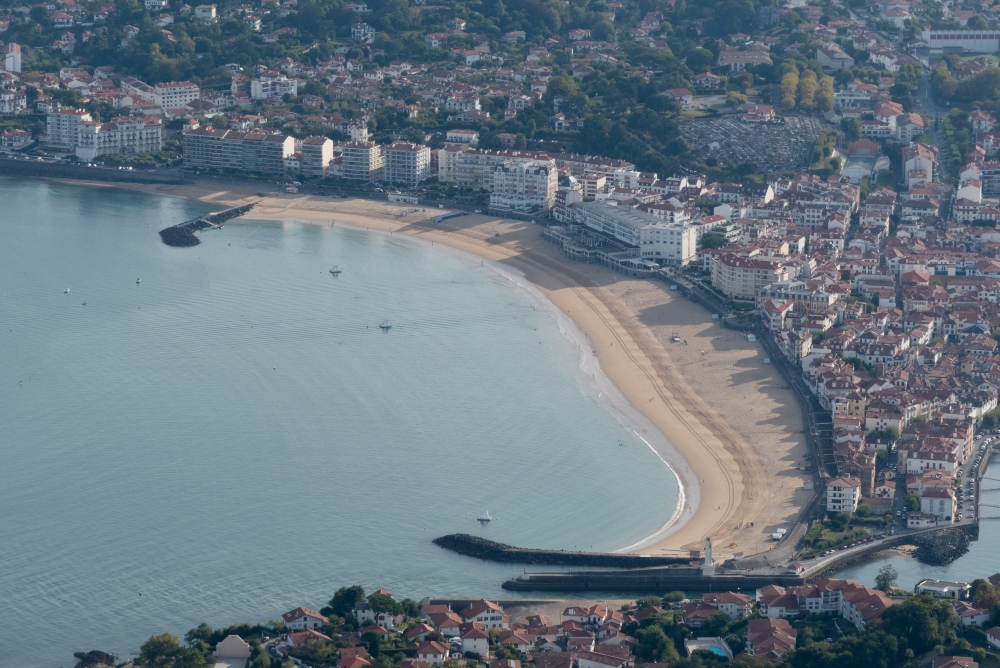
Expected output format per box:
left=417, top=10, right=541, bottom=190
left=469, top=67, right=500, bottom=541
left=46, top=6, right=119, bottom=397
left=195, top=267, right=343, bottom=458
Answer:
left=64, top=182, right=813, bottom=557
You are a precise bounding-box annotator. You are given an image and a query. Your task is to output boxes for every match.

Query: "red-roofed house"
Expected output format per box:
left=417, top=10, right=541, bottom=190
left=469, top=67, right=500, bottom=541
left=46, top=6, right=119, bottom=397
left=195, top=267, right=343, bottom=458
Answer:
left=416, top=641, right=450, bottom=665
left=282, top=607, right=329, bottom=630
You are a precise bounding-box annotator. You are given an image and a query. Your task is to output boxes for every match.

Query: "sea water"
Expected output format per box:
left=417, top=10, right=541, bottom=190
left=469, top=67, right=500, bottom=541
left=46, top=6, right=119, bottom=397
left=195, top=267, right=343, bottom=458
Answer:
left=0, top=177, right=679, bottom=667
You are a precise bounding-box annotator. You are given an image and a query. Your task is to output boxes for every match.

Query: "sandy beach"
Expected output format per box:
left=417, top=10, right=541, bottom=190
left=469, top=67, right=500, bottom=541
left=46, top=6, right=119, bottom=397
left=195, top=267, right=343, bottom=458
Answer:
left=61, top=180, right=813, bottom=557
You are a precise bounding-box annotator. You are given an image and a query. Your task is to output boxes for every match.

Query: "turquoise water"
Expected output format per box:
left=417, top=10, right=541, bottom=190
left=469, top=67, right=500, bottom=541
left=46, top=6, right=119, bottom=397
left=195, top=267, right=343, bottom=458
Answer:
left=0, top=177, right=679, bottom=667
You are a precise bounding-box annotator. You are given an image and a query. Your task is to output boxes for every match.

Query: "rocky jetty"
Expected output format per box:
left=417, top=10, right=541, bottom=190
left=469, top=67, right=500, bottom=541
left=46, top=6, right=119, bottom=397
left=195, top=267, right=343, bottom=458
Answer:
left=910, top=528, right=972, bottom=566
left=159, top=203, right=256, bottom=247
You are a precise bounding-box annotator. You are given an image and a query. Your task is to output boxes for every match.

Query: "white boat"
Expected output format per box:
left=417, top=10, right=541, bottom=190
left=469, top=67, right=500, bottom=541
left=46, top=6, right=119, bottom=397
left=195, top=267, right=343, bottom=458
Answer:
left=82, top=301, right=87, bottom=306
left=477, top=511, right=492, bottom=522
left=379, top=320, right=392, bottom=330
left=64, top=288, right=70, bottom=293
left=136, top=278, right=141, bottom=284
left=329, top=266, right=342, bottom=276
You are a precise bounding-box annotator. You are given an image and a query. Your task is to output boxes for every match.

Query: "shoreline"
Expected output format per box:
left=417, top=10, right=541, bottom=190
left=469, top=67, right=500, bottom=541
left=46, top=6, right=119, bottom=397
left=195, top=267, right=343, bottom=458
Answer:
left=46, top=177, right=808, bottom=556
left=277, top=213, right=696, bottom=550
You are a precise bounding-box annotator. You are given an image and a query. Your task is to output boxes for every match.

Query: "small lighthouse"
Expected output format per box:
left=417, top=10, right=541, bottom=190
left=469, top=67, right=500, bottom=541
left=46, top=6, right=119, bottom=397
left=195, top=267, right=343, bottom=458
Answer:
left=702, top=537, right=714, bottom=577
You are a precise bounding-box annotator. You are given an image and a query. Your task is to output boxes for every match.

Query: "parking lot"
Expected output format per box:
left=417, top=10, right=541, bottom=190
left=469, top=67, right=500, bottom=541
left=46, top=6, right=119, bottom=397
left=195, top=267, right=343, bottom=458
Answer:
left=680, top=114, right=825, bottom=172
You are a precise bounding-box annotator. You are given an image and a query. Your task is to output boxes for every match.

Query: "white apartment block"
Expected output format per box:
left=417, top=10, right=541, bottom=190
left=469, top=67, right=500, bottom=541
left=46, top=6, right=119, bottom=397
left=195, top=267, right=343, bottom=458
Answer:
left=711, top=253, right=790, bottom=299
left=826, top=477, right=861, bottom=513
left=489, top=159, right=557, bottom=212
left=437, top=143, right=472, bottom=183
left=194, top=4, right=217, bottom=20
left=154, top=81, right=200, bottom=111
left=639, top=221, right=697, bottom=266
left=4, top=42, right=21, bottom=73
left=575, top=200, right=658, bottom=246
left=45, top=109, right=94, bottom=149
left=454, top=149, right=553, bottom=191
left=383, top=141, right=431, bottom=185
left=340, top=141, right=384, bottom=181
left=251, top=75, right=297, bottom=100
left=300, top=136, right=333, bottom=178
left=75, top=116, right=163, bottom=162
left=0, top=87, right=26, bottom=114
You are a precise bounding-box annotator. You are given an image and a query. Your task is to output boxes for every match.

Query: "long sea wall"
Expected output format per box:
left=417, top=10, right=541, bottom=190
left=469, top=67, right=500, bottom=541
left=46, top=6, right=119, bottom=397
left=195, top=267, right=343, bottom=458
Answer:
left=433, top=534, right=689, bottom=568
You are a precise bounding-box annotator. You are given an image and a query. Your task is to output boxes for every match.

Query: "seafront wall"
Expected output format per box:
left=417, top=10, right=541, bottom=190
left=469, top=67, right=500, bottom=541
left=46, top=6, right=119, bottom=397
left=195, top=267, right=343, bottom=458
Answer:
left=501, top=568, right=806, bottom=592
left=433, top=534, right=689, bottom=568
left=0, top=158, right=184, bottom=184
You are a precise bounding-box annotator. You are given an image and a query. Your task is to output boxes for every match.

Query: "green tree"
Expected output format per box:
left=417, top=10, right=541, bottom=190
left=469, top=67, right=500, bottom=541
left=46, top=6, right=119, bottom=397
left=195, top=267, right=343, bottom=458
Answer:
left=841, top=117, right=861, bottom=141
left=635, top=625, right=679, bottom=663
left=685, top=48, right=714, bottom=74
left=906, top=493, right=921, bottom=512
left=781, top=71, right=799, bottom=108
left=880, top=594, right=960, bottom=654
left=817, top=75, right=835, bottom=112
left=367, top=593, right=404, bottom=616
left=726, top=91, right=747, bottom=106
left=875, top=563, right=898, bottom=592
left=797, top=70, right=817, bottom=110
left=325, top=585, right=365, bottom=617
left=137, top=633, right=208, bottom=668
left=701, top=232, right=728, bottom=249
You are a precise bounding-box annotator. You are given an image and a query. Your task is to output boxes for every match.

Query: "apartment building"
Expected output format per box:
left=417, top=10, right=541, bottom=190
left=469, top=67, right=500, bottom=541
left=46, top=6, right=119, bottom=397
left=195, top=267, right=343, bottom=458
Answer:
left=4, top=42, right=21, bottom=73
left=488, top=159, right=557, bottom=212
left=711, top=253, right=789, bottom=299
left=251, top=74, right=297, bottom=100
left=182, top=128, right=293, bottom=175
left=300, top=136, right=333, bottom=178
left=639, top=221, right=697, bottom=265
left=75, top=116, right=163, bottom=161
left=383, top=141, right=431, bottom=185
left=554, top=153, right=636, bottom=176
left=153, top=81, right=200, bottom=111
left=826, top=477, right=861, bottom=513
left=437, top=143, right=473, bottom=183
left=575, top=200, right=659, bottom=246
left=45, top=109, right=94, bottom=149
left=340, top=141, right=384, bottom=181
left=454, top=149, right=552, bottom=191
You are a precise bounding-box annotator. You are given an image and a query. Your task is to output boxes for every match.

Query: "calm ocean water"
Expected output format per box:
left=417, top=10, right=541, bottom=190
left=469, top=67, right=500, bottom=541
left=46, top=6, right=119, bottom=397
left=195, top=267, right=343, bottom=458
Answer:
left=0, top=177, right=680, bottom=667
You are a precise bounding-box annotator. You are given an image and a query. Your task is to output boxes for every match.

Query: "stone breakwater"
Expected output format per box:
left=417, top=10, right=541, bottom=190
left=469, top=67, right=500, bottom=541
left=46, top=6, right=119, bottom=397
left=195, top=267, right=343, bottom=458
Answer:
left=159, top=203, right=256, bottom=247
left=432, top=534, right=688, bottom=567
left=910, top=526, right=975, bottom=566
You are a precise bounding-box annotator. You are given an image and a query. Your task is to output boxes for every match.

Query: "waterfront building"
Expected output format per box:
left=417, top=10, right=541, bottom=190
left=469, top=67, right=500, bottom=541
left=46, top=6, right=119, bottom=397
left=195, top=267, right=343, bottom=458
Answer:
left=638, top=220, right=697, bottom=266
left=553, top=153, right=636, bottom=177
left=454, top=149, right=552, bottom=191
left=460, top=599, right=509, bottom=629
left=825, top=476, right=861, bottom=513
left=383, top=141, right=431, bottom=185
left=711, top=253, right=789, bottom=299
left=182, top=128, right=293, bottom=175
left=340, top=141, right=384, bottom=181
left=75, top=115, right=163, bottom=162
left=45, top=109, right=94, bottom=150
left=300, top=136, right=333, bottom=178
left=575, top=200, right=659, bottom=247
left=489, top=159, right=557, bottom=212
left=281, top=607, right=328, bottom=630
left=915, top=580, right=971, bottom=599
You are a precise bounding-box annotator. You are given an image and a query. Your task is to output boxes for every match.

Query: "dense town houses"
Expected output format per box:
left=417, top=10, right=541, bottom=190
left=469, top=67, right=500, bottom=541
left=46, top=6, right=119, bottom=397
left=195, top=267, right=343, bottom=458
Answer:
left=215, top=574, right=1000, bottom=668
